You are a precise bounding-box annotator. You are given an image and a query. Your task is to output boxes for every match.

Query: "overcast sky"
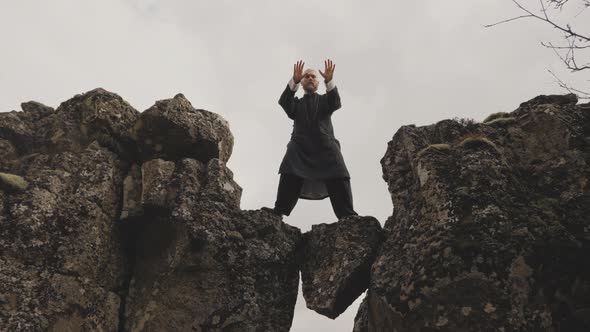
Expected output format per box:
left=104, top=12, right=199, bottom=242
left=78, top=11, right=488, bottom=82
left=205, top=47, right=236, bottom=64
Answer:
left=1, top=0, right=588, bottom=331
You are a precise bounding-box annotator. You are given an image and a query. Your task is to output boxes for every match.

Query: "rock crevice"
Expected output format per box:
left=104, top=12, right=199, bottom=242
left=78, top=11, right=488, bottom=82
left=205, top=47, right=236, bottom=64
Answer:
left=2, top=89, right=588, bottom=331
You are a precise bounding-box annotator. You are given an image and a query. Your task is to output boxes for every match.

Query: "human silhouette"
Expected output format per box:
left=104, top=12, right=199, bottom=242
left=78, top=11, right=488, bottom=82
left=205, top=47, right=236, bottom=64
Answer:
left=265, top=59, right=358, bottom=220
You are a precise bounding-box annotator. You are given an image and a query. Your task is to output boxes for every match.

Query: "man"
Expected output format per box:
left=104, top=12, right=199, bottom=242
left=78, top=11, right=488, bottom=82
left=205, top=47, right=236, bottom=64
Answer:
left=267, top=59, right=358, bottom=220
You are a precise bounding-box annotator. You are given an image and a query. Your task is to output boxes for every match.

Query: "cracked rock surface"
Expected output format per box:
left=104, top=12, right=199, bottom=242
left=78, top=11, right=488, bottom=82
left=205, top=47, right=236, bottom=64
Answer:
left=358, top=94, right=590, bottom=331
left=0, top=88, right=300, bottom=331
left=3, top=88, right=589, bottom=332
left=300, top=215, right=383, bottom=319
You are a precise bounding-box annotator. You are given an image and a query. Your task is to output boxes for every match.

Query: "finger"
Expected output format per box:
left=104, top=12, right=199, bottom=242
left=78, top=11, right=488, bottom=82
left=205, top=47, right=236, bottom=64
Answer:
left=319, top=69, right=324, bottom=77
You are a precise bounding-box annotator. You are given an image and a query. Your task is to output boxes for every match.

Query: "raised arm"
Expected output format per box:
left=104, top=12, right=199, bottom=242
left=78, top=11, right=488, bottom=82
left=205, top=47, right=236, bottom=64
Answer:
left=278, top=60, right=304, bottom=120
left=324, top=80, right=341, bottom=114
left=320, top=59, right=341, bottom=114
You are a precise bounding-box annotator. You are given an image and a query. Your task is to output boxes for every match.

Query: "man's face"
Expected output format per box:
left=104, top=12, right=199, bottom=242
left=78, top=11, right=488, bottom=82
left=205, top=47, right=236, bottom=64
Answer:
left=302, top=69, right=319, bottom=93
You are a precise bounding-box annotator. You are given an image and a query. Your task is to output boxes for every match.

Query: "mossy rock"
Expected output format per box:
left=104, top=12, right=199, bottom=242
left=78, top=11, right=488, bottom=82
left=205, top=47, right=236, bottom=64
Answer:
left=0, top=172, right=29, bottom=192
left=533, top=104, right=560, bottom=114
left=483, top=111, right=511, bottom=123
left=417, top=144, right=451, bottom=158
left=226, top=230, right=244, bottom=241
left=458, top=136, right=500, bottom=153
left=532, top=197, right=560, bottom=211
left=484, top=117, right=516, bottom=126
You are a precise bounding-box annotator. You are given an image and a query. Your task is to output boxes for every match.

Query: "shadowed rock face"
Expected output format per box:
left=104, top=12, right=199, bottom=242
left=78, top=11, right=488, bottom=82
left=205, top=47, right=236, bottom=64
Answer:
left=2, top=88, right=588, bottom=331
left=130, top=93, right=234, bottom=163
left=301, top=215, right=384, bottom=319
left=0, top=88, right=300, bottom=331
left=358, top=94, right=590, bottom=331
left=122, top=157, right=301, bottom=331
left=0, top=88, right=140, bottom=159
left=0, top=89, right=138, bottom=331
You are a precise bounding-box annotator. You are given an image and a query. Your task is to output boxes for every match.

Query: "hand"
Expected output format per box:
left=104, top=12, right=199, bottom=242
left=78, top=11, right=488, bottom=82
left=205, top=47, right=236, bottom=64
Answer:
left=293, top=60, right=304, bottom=84
left=319, top=59, right=335, bottom=83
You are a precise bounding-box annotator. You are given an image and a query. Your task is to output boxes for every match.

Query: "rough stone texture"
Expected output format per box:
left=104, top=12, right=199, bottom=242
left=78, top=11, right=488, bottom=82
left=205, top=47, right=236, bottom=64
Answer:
left=121, top=155, right=301, bottom=331
left=0, top=87, right=301, bottom=331
left=353, top=296, right=369, bottom=332
left=140, top=158, right=176, bottom=208
left=301, top=216, right=383, bottom=319
left=359, top=94, right=590, bottom=331
left=8, top=88, right=139, bottom=159
left=0, top=139, right=17, bottom=161
left=130, top=93, right=234, bottom=163
left=0, top=141, right=128, bottom=330
left=121, top=163, right=143, bottom=220
left=5, top=87, right=588, bottom=331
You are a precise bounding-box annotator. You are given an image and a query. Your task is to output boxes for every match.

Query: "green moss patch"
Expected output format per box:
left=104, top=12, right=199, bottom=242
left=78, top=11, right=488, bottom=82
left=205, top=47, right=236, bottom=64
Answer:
left=483, top=111, right=511, bottom=123
left=532, top=197, right=560, bottom=211
left=417, top=143, right=451, bottom=158
left=0, top=172, right=29, bottom=192
left=458, top=136, right=500, bottom=153
left=484, top=117, right=516, bottom=126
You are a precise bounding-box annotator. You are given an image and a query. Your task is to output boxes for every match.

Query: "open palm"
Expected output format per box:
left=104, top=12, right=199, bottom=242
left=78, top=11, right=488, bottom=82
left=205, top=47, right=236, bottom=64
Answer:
left=293, top=60, right=305, bottom=84
left=319, top=59, right=335, bottom=82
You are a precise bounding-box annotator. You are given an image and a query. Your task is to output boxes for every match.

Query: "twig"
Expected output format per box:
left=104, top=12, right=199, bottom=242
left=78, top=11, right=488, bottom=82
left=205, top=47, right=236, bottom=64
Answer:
left=485, top=0, right=590, bottom=72
left=548, top=69, right=590, bottom=98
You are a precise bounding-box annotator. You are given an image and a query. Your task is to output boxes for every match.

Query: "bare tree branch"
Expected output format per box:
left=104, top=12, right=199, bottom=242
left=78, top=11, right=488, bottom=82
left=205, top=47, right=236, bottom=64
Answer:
left=540, top=41, right=590, bottom=49
left=548, top=69, right=590, bottom=98
left=485, top=0, right=589, bottom=72
left=483, top=14, right=535, bottom=27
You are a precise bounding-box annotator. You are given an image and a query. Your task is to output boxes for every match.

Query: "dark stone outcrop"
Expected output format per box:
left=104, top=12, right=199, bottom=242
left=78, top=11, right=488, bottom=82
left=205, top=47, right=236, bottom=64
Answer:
left=121, top=157, right=301, bottom=331
left=2, top=88, right=139, bottom=159
left=0, top=88, right=300, bottom=331
left=129, top=93, right=233, bottom=163
left=2, top=88, right=589, bottom=332
left=0, top=141, right=128, bottom=330
left=300, top=215, right=383, bottom=319
left=353, top=296, right=369, bottom=332
left=359, top=94, right=590, bottom=331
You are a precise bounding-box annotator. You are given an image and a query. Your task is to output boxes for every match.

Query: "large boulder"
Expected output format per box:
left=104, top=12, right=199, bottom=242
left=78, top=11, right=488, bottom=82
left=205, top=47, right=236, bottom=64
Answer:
left=0, top=88, right=257, bottom=331
left=300, top=215, right=383, bottom=319
left=122, top=157, right=301, bottom=331
left=130, top=93, right=234, bottom=163
left=360, top=94, right=590, bottom=331
left=0, top=88, right=140, bottom=158
left=0, top=142, right=128, bottom=331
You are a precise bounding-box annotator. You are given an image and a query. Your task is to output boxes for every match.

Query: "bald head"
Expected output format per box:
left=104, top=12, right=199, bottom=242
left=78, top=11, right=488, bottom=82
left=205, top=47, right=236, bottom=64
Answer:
left=301, top=68, right=320, bottom=93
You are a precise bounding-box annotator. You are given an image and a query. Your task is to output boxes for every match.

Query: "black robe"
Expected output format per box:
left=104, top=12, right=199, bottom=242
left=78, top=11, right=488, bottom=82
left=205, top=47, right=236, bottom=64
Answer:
left=277, top=82, right=350, bottom=200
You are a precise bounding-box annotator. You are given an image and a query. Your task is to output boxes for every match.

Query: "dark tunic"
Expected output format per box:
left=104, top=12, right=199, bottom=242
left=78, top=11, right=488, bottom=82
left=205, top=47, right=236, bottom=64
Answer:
left=277, top=82, right=350, bottom=200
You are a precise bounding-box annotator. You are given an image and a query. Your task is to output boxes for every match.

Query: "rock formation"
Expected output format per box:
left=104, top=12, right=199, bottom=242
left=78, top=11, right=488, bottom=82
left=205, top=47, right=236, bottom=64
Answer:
left=300, top=216, right=383, bottom=319
left=355, top=94, right=590, bottom=331
left=1, top=88, right=589, bottom=332
left=0, top=89, right=301, bottom=331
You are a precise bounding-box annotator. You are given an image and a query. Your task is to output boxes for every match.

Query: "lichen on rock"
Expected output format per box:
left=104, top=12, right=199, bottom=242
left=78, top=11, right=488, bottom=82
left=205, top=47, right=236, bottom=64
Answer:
left=362, top=93, right=590, bottom=331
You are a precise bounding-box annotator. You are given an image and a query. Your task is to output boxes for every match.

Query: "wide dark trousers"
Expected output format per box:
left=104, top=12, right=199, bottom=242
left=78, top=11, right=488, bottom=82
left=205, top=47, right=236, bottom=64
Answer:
left=274, top=173, right=358, bottom=219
